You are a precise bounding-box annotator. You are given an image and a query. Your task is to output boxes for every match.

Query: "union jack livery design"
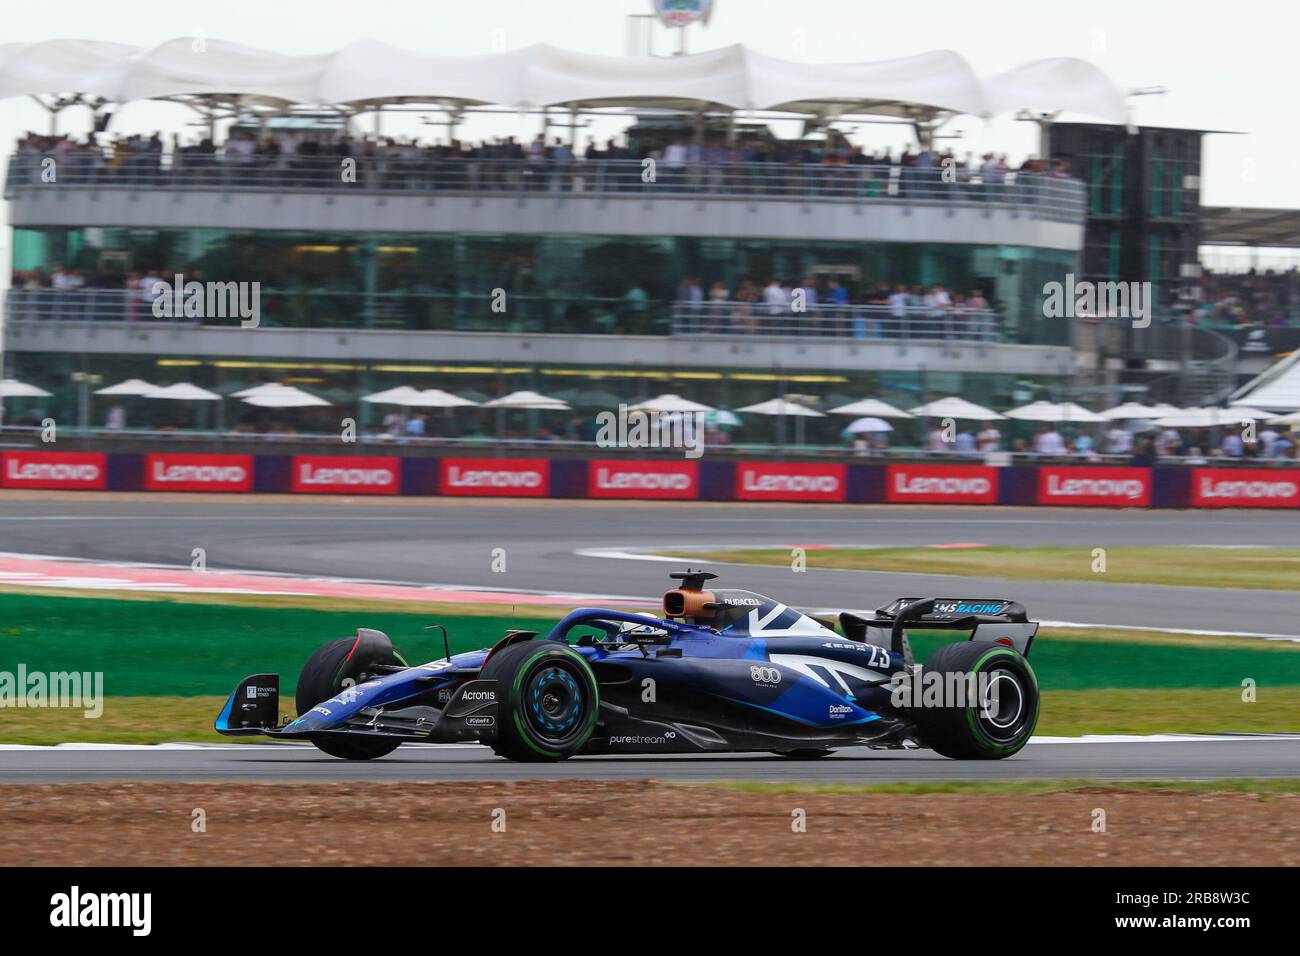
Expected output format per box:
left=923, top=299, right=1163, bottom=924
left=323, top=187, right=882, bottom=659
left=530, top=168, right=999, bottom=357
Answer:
left=217, top=569, right=1040, bottom=762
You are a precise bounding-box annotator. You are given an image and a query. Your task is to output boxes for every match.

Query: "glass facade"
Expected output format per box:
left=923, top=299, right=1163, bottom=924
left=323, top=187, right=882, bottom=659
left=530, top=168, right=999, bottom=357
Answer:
left=13, top=227, right=1077, bottom=345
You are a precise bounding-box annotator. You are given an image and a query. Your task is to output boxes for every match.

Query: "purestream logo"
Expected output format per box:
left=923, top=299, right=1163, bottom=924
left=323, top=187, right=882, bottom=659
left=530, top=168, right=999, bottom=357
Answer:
left=0, top=666, right=103, bottom=718
left=50, top=886, right=151, bottom=936
left=595, top=405, right=704, bottom=460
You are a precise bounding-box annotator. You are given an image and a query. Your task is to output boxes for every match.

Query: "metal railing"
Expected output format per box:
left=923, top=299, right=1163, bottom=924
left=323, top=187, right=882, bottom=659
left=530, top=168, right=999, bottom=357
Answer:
left=4, top=153, right=1087, bottom=220
left=671, top=301, right=1002, bottom=343
left=5, top=289, right=1007, bottom=342
left=2, top=287, right=671, bottom=335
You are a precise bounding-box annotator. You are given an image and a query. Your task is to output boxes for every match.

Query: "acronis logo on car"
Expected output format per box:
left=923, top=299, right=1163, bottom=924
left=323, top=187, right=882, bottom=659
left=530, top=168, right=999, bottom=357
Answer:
left=934, top=601, right=1006, bottom=615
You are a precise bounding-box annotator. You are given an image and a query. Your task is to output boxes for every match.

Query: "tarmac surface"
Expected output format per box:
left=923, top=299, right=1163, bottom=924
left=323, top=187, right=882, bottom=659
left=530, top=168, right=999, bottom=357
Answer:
left=1, top=737, right=1297, bottom=784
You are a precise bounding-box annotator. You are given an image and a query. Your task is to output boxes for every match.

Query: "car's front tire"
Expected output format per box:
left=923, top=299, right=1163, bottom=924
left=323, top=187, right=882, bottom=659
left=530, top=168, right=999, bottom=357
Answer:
left=480, top=641, right=599, bottom=762
left=296, top=634, right=404, bottom=760
left=910, top=642, right=1039, bottom=759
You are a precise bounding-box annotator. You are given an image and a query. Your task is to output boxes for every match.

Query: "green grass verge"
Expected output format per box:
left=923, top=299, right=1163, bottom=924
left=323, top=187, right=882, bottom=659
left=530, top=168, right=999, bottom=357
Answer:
left=674, top=545, right=1300, bottom=591
left=698, top=779, right=1300, bottom=796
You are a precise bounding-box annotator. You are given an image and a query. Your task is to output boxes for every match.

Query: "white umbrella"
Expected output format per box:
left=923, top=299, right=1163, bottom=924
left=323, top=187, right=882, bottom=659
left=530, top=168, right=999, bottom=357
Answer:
left=844, top=416, right=893, bottom=434
left=827, top=398, right=914, bottom=418
left=629, top=393, right=714, bottom=413
left=241, top=386, right=331, bottom=408
left=737, top=398, right=825, bottom=417
left=1154, top=407, right=1268, bottom=428
left=401, top=389, right=478, bottom=409
left=483, top=390, right=570, bottom=410
left=361, top=386, right=423, bottom=405
left=1004, top=401, right=1106, bottom=424
left=1267, top=411, right=1300, bottom=426
left=146, top=383, right=221, bottom=401
left=1099, top=402, right=1180, bottom=420
left=0, top=378, right=52, bottom=398
left=908, top=397, right=1004, bottom=420
left=94, top=378, right=156, bottom=397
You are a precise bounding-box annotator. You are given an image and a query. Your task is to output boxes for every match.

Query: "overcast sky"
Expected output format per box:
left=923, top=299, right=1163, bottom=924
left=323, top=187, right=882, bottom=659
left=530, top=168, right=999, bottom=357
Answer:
left=1, top=0, right=1296, bottom=271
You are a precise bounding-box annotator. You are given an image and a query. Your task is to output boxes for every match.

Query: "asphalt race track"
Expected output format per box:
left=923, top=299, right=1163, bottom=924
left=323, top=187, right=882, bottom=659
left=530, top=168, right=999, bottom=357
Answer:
left=2, top=738, right=1298, bottom=784
left=2, top=495, right=1298, bottom=784
left=1, top=496, right=1298, bottom=636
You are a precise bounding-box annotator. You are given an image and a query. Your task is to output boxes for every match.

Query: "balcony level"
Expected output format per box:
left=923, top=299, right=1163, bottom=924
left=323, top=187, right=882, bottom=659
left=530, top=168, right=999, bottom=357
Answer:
left=6, top=157, right=1085, bottom=250
left=2, top=290, right=1074, bottom=377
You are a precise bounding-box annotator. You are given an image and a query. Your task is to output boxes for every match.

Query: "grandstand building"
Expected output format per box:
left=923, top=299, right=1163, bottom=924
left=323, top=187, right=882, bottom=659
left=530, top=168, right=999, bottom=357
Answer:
left=1, top=39, right=1129, bottom=436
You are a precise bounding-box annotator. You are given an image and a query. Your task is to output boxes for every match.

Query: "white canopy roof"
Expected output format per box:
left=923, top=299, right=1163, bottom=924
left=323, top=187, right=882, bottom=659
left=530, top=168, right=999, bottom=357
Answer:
left=983, top=58, right=1129, bottom=124
left=1099, top=402, right=1181, bottom=420
left=1231, top=352, right=1300, bottom=412
left=94, top=378, right=157, bottom=396
left=0, top=38, right=1127, bottom=121
left=0, top=378, right=52, bottom=398
left=1153, top=407, right=1270, bottom=428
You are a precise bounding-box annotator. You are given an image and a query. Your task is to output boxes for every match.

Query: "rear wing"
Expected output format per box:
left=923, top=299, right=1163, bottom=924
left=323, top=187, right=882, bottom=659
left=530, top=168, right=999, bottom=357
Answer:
left=840, top=597, right=1038, bottom=667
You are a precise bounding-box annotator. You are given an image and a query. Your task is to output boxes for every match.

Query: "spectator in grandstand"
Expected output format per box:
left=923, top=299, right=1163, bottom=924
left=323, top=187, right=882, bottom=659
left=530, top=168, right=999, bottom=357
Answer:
left=1033, top=425, right=1066, bottom=456
left=954, top=428, right=977, bottom=455
left=976, top=422, right=1002, bottom=453
left=1104, top=422, right=1134, bottom=455
left=1220, top=430, right=1245, bottom=457
left=1155, top=427, right=1183, bottom=457
left=763, top=277, right=791, bottom=315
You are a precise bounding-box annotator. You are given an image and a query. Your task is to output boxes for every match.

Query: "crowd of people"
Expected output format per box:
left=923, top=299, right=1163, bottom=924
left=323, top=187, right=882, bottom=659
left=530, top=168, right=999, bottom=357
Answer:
left=670, top=276, right=997, bottom=338
left=11, top=128, right=1077, bottom=202
left=903, top=418, right=1300, bottom=462
left=1194, top=267, right=1300, bottom=328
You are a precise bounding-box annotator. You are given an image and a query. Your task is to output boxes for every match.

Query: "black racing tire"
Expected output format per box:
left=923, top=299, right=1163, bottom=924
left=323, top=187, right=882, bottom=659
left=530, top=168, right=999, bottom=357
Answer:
left=910, top=641, right=1039, bottom=760
left=296, top=635, right=404, bottom=761
left=480, top=641, right=599, bottom=762
left=769, top=749, right=836, bottom=759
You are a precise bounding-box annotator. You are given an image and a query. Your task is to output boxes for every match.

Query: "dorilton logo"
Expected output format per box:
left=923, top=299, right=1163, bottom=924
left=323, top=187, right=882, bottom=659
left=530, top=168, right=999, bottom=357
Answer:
left=49, top=886, right=151, bottom=936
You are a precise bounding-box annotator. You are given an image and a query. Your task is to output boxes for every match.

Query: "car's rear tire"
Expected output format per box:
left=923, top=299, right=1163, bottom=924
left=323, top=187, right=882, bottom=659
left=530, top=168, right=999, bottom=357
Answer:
left=480, top=641, right=599, bottom=762
left=296, top=634, right=404, bottom=761
left=910, top=641, right=1039, bottom=759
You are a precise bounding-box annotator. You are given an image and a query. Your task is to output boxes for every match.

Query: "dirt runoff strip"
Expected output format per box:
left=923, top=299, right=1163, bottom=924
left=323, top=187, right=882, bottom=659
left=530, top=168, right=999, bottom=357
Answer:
left=6, top=781, right=1298, bottom=866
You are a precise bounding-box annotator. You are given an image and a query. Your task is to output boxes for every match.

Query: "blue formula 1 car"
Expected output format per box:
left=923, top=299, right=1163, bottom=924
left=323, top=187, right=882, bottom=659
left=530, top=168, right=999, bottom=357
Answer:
left=216, top=570, right=1040, bottom=761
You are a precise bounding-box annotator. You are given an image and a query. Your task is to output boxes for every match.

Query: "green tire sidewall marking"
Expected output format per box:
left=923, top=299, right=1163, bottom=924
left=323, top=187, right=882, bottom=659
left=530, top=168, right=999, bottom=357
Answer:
left=962, top=647, right=1039, bottom=754
left=509, top=646, right=599, bottom=758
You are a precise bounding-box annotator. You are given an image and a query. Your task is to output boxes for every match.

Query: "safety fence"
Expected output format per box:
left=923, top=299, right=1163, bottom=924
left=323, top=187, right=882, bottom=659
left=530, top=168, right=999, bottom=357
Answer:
left=2, top=449, right=1298, bottom=508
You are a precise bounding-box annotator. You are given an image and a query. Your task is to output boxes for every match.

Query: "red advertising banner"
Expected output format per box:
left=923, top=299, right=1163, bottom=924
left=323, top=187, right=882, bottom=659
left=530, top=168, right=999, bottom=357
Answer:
left=735, top=462, right=846, bottom=502
left=291, top=456, right=400, bottom=495
left=0, top=451, right=107, bottom=490
left=588, top=459, right=698, bottom=499
left=1037, top=466, right=1152, bottom=507
left=884, top=464, right=998, bottom=504
left=440, top=458, right=550, bottom=497
left=1190, top=468, right=1300, bottom=509
left=144, top=453, right=253, bottom=493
